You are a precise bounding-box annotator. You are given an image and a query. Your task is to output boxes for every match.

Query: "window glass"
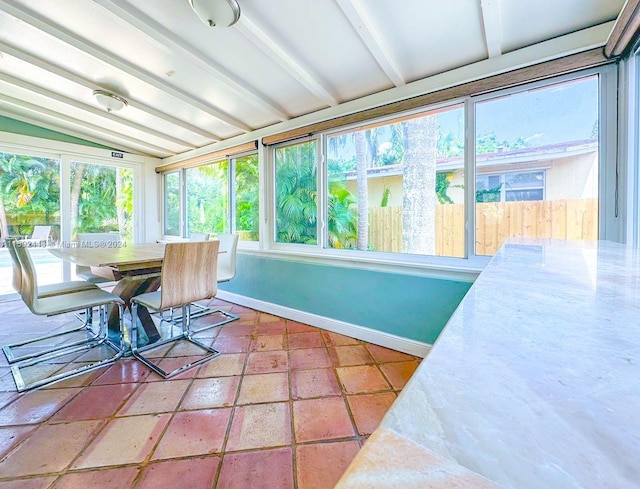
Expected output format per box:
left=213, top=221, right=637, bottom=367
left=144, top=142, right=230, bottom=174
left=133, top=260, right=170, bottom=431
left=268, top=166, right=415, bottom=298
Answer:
left=0, top=151, right=62, bottom=293
left=186, top=161, right=229, bottom=236
left=164, top=172, right=180, bottom=236
left=275, top=141, right=318, bottom=244
left=234, top=153, right=259, bottom=241
left=475, top=76, right=599, bottom=255
left=1, top=151, right=61, bottom=241
left=70, top=161, right=133, bottom=243
left=326, top=104, right=465, bottom=257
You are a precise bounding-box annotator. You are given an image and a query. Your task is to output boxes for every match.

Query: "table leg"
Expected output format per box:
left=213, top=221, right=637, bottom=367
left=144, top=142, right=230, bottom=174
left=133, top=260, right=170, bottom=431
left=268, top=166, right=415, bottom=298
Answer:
left=108, top=274, right=162, bottom=344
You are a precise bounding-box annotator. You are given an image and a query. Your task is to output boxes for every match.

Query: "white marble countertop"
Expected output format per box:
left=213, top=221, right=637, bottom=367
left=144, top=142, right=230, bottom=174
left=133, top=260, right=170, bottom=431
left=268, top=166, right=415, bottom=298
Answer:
left=337, top=240, right=640, bottom=489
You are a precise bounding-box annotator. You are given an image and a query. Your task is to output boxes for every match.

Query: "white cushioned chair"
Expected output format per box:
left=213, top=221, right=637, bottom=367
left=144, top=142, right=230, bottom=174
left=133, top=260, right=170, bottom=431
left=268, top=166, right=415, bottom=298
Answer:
left=5, top=238, right=125, bottom=392
left=3, top=237, right=100, bottom=363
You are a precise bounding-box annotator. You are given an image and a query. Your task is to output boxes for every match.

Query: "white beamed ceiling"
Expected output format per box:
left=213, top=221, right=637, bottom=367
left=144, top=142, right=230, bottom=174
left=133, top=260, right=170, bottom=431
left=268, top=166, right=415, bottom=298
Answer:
left=0, top=0, right=625, bottom=158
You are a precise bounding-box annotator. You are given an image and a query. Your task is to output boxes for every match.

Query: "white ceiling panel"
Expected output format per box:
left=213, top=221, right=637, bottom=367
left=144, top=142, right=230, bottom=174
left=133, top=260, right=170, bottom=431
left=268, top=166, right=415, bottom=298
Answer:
left=500, top=0, right=624, bottom=53
left=363, top=0, right=487, bottom=83
left=0, top=0, right=626, bottom=158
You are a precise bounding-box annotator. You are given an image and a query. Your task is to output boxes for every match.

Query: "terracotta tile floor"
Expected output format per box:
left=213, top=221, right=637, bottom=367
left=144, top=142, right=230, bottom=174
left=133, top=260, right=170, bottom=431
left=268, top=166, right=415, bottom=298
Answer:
left=0, top=297, right=421, bottom=489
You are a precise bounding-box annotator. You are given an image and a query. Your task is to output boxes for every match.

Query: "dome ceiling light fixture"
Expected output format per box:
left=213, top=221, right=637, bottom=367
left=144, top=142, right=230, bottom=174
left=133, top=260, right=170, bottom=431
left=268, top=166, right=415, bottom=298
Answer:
left=93, top=89, right=128, bottom=113
left=188, top=0, right=241, bottom=28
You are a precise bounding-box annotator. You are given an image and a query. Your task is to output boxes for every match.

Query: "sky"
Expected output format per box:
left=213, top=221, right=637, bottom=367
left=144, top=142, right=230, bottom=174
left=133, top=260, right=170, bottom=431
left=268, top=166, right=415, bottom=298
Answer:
left=439, top=74, right=599, bottom=146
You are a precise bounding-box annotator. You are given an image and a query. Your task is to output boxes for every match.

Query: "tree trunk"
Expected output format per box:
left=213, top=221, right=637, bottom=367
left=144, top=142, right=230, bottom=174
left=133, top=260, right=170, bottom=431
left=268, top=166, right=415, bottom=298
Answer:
left=402, top=115, right=438, bottom=254
left=70, top=162, right=85, bottom=237
left=354, top=131, right=369, bottom=250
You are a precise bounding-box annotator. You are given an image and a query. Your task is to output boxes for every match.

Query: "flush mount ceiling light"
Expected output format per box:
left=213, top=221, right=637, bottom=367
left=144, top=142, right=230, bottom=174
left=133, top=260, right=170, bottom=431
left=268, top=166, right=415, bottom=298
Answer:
left=188, top=0, right=241, bottom=28
left=93, top=89, right=128, bottom=112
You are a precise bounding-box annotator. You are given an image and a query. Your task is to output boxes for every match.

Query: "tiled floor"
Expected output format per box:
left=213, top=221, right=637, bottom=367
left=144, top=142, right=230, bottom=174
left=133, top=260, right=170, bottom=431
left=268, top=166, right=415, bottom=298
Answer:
left=0, top=297, right=421, bottom=489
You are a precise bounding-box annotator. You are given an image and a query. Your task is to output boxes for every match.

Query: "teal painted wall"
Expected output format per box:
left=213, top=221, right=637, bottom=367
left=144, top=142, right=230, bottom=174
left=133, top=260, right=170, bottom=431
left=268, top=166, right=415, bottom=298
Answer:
left=220, top=254, right=473, bottom=344
left=0, top=116, right=111, bottom=149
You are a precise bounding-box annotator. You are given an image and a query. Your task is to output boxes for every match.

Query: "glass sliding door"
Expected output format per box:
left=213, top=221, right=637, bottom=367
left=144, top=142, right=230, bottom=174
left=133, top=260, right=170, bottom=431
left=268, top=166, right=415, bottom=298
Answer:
left=0, top=151, right=62, bottom=294
left=70, top=161, right=134, bottom=243
left=164, top=171, right=181, bottom=236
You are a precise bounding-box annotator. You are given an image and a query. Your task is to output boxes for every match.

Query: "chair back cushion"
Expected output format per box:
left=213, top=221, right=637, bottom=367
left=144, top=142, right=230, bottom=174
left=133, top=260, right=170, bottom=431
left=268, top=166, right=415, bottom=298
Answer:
left=189, top=233, right=210, bottom=242
left=5, top=238, right=22, bottom=292
left=216, top=233, right=239, bottom=282
left=160, top=240, right=219, bottom=309
left=8, top=239, right=38, bottom=311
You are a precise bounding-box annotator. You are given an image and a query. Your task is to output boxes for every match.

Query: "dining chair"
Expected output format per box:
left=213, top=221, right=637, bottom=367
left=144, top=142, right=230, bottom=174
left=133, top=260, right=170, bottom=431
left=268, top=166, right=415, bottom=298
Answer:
left=3, top=237, right=101, bottom=363
left=75, top=232, right=121, bottom=284
left=130, top=240, right=221, bottom=378
left=190, top=233, right=240, bottom=331
left=5, top=239, right=125, bottom=392
left=189, top=232, right=210, bottom=241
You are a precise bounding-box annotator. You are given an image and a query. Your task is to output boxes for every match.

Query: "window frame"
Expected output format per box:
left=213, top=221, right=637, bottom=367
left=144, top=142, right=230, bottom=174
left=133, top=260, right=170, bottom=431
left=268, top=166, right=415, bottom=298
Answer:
left=163, top=151, right=260, bottom=245
left=268, top=64, right=618, bottom=271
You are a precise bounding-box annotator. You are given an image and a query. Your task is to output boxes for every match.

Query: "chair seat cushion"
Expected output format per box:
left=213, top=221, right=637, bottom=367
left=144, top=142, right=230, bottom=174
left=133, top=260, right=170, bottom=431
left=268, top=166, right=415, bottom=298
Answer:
left=38, top=280, right=98, bottom=298
left=132, top=291, right=162, bottom=311
left=37, top=289, right=124, bottom=316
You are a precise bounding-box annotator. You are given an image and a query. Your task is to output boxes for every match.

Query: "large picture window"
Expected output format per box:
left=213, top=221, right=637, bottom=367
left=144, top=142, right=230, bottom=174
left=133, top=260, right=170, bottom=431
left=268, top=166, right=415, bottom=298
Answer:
left=474, top=75, right=599, bottom=255
left=324, top=105, right=465, bottom=258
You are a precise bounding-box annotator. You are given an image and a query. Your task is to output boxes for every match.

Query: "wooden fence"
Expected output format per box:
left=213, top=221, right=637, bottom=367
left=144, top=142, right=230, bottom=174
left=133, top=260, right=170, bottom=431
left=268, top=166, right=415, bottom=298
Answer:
left=369, top=198, right=598, bottom=256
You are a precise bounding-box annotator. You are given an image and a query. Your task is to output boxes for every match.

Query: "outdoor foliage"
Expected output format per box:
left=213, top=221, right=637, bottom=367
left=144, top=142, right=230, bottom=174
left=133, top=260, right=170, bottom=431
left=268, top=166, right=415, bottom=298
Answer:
left=235, top=154, right=259, bottom=240
left=275, top=142, right=318, bottom=244
left=187, top=161, right=229, bottom=236
left=0, top=153, right=60, bottom=238
left=71, top=162, right=134, bottom=242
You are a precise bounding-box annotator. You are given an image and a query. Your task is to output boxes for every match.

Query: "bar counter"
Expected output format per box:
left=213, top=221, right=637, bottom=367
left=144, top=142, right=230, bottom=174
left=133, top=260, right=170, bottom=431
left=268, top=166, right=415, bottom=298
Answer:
left=337, top=240, right=640, bottom=489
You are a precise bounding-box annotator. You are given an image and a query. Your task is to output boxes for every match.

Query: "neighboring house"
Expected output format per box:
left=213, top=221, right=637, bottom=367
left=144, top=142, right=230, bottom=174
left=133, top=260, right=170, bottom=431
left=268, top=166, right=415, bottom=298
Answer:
left=344, top=138, right=598, bottom=207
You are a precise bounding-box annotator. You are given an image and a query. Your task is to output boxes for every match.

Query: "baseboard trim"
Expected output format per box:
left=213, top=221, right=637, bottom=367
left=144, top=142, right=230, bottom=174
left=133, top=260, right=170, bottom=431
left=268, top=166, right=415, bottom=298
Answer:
left=217, top=290, right=432, bottom=358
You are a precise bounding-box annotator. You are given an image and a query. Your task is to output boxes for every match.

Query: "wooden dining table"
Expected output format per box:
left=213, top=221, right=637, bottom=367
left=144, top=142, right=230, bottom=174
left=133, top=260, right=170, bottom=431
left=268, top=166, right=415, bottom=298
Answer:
left=49, top=243, right=167, bottom=344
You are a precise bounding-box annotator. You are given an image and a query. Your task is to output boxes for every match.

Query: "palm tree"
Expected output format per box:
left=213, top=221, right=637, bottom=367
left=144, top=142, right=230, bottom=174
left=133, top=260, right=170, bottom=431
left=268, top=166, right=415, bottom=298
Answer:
left=0, top=153, right=59, bottom=238
left=275, top=142, right=318, bottom=244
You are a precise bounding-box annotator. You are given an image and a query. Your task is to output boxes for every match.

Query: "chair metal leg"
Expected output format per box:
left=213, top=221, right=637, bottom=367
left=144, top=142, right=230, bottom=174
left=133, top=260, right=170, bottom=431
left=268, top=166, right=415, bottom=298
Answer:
left=3, top=307, right=99, bottom=364
left=170, top=301, right=239, bottom=333
left=131, top=303, right=220, bottom=379
left=190, top=308, right=239, bottom=332
left=9, top=303, right=125, bottom=392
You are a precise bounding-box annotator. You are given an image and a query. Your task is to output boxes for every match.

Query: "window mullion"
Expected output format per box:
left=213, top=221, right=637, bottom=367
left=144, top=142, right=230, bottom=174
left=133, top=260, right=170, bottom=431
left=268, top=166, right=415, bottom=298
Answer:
left=464, top=98, right=476, bottom=259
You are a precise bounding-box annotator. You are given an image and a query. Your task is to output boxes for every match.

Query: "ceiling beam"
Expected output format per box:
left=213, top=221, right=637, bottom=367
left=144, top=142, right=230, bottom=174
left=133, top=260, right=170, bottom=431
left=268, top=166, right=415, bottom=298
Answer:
left=480, top=0, right=502, bottom=58
left=0, top=104, right=168, bottom=156
left=0, top=39, right=220, bottom=141
left=0, top=72, right=195, bottom=152
left=235, top=15, right=339, bottom=107
left=334, top=0, right=405, bottom=86
left=93, top=0, right=289, bottom=122
left=0, top=0, right=252, bottom=132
